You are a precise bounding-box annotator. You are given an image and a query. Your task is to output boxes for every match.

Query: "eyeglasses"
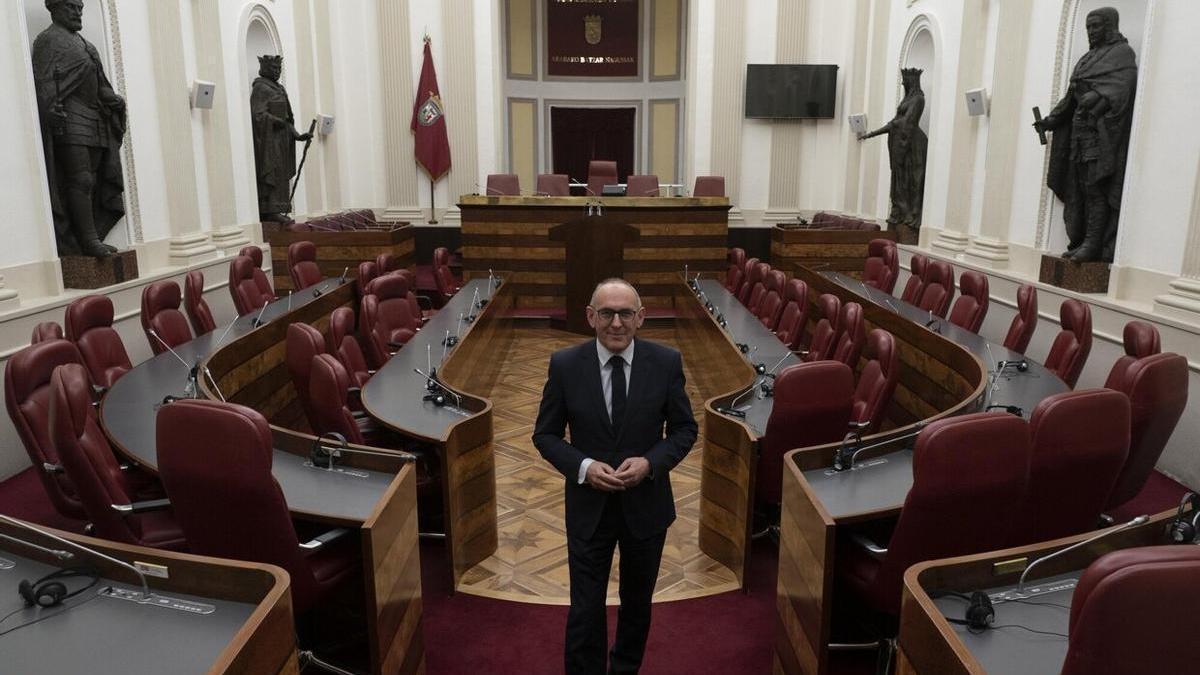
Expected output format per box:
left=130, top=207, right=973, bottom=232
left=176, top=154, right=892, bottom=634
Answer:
left=590, top=307, right=638, bottom=323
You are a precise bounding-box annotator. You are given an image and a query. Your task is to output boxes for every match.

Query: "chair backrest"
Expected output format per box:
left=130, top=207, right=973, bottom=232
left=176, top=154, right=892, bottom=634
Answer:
left=1103, top=321, right=1161, bottom=391
left=850, top=329, right=899, bottom=434
left=693, top=176, right=725, bottom=197
left=183, top=270, right=216, bottom=335
left=229, top=255, right=272, bottom=316
left=1016, top=389, right=1130, bottom=545
left=64, top=295, right=132, bottom=389
left=948, top=270, right=989, bottom=333
left=625, top=174, right=660, bottom=197
left=140, top=281, right=192, bottom=356
left=287, top=241, right=322, bottom=291
left=285, top=322, right=327, bottom=430
left=432, top=246, right=451, bottom=268
left=357, top=261, right=379, bottom=298
left=360, top=274, right=417, bottom=367
left=735, top=257, right=760, bottom=304
left=49, top=363, right=138, bottom=543
left=535, top=173, right=570, bottom=196
left=31, top=321, right=64, bottom=344
left=756, top=270, right=788, bottom=330
left=866, top=413, right=1031, bottom=615
left=1002, top=283, right=1038, bottom=354
left=774, top=280, right=809, bottom=350
left=758, top=361, right=855, bottom=507
left=485, top=173, right=520, bottom=196
left=1044, top=299, right=1093, bottom=388
left=831, top=302, right=866, bottom=367
left=917, top=260, right=955, bottom=318
left=238, top=245, right=273, bottom=298
left=725, top=248, right=747, bottom=292
left=4, top=340, right=89, bottom=519
left=1060, top=546, right=1200, bottom=675
left=863, top=239, right=898, bottom=294
left=329, top=307, right=371, bottom=389
left=1104, top=353, right=1189, bottom=509
left=586, top=160, right=619, bottom=196
left=805, top=294, right=841, bottom=361
left=900, top=254, right=928, bottom=304
left=744, top=262, right=771, bottom=311
left=308, top=354, right=364, bottom=445
left=155, top=399, right=321, bottom=611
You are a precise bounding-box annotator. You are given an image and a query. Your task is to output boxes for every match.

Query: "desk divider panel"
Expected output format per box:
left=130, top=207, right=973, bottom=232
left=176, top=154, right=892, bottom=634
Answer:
left=771, top=228, right=896, bottom=278
left=265, top=227, right=415, bottom=292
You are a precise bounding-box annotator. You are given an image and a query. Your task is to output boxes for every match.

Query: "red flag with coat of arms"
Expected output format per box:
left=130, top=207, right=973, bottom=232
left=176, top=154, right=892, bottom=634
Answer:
left=411, top=36, right=451, bottom=180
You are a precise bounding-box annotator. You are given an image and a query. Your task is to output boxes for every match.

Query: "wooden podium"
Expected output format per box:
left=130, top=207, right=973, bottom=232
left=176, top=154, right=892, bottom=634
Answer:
left=549, top=214, right=639, bottom=334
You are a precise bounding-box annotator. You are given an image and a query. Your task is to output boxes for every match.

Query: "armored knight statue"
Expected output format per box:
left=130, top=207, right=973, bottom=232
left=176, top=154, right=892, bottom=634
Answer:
left=251, top=55, right=312, bottom=224
left=1034, top=7, right=1137, bottom=263
left=859, top=68, right=928, bottom=245
left=32, top=0, right=125, bottom=258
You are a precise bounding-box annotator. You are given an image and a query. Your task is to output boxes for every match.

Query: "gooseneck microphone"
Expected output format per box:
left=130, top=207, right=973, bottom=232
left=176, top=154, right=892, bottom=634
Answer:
left=997, top=359, right=1030, bottom=373
left=413, top=368, right=463, bottom=408
left=1014, top=515, right=1150, bottom=596
left=833, top=421, right=928, bottom=472
left=717, top=380, right=759, bottom=419
left=251, top=301, right=269, bottom=328
left=338, top=266, right=349, bottom=285
left=310, top=432, right=417, bottom=469
left=148, top=330, right=199, bottom=399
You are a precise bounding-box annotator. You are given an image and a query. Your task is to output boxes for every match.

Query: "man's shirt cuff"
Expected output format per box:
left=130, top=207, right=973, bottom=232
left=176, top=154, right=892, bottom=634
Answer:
left=578, top=458, right=594, bottom=484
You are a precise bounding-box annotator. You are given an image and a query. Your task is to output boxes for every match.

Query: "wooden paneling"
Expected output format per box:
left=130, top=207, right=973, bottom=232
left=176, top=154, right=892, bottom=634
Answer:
left=771, top=227, right=896, bottom=276
left=264, top=227, right=415, bottom=292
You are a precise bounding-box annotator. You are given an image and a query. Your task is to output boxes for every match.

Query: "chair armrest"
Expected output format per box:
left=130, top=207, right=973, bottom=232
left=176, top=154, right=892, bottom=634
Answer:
left=92, top=384, right=109, bottom=396
left=850, top=532, right=887, bottom=559
left=848, top=420, right=870, bottom=430
left=111, top=498, right=171, bottom=515
left=299, top=527, right=353, bottom=551
left=42, top=462, right=64, bottom=474
left=387, top=341, right=404, bottom=350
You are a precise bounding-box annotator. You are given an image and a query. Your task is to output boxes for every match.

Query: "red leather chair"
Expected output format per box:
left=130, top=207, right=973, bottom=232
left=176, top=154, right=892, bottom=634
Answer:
left=917, top=260, right=955, bottom=318
left=394, top=269, right=433, bottom=325
left=1002, top=283, right=1038, bottom=354
left=745, top=263, right=773, bottom=314
left=5, top=341, right=90, bottom=520
left=64, top=295, right=132, bottom=389
left=803, top=294, right=841, bottom=362
left=625, top=174, right=660, bottom=197
left=1104, top=353, right=1189, bottom=510
left=811, top=212, right=834, bottom=226
left=1044, top=299, right=1093, bottom=388
left=758, top=361, right=855, bottom=508
left=31, top=321, right=63, bottom=344
left=735, top=257, right=760, bottom=304
left=49, top=363, right=186, bottom=550
left=433, top=247, right=451, bottom=269
left=535, top=173, right=570, bottom=196
left=586, top=160, right=619, bottom=196
left=229, top=255, right=273, bottom=316
left=155, top=399, right=358, bottom=614
left=899, top=254, right=928, bottom=304
left=947, top=270, right=989, bottom=333
left=485, top=173, right=520, bottom=196
left=360, top=274, right=419, bottom=367
left=285, top=323, right=327, bottom=430
left=288, top=241, right=322, bottom=291
left=329, top=307, right=371, bottom=390
left=724, top=248, right=747, bottom=293
left=774, top=280, right=809, bottom=351
left=756, top=270, right=788, bottom=330
left=850, top=329, right=899, bottom=434
left=356, top=261, right=379, bottom=299
left=863, top=239, right=899, bottom=294
left=140, top=281, right=193, bottom=356
left=839, top=413, right=1031, bottom=616
left=831, top=302, right=867, bottom=367
left=432, top=247, right=459, bottom=307
left=237, top=245, right=273, bottom=299
left=1103, top=321, right=1161, bottom=390
left=1060, top=546, right=1200, bottom=675
left=1014, top=389, right=1130, bottom=546
left=375, top=253, right=403, bottom=276
left=693, top=176, right=725, bottom=197
left=183, top=271, right=216, bottom=335
left=308, top=354, right=369, bottom=445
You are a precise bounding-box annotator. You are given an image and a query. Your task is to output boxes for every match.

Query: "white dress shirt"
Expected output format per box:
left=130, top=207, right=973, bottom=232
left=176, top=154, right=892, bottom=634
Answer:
left=578, top=339, right=634, bottom=484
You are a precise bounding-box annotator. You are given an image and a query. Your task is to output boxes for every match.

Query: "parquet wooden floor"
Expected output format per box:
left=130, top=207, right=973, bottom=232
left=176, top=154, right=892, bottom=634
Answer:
left=455, top=326, right=740, bottom=605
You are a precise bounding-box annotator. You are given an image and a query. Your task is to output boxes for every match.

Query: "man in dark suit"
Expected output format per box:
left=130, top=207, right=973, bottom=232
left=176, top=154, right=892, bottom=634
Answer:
left=534, top=279, right=697, bottom=674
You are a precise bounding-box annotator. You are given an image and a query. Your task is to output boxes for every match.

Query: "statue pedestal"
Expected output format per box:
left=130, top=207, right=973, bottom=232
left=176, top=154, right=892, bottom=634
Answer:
left=60, top=250, right=139, bottom=289
left=1038, top=254, right=1109, bottom=294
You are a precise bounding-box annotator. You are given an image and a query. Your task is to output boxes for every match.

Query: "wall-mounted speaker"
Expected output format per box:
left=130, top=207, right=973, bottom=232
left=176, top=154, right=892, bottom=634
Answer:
left=964, top=88, right=989, bottom=117
left=318, top=114, right=336, bottom=136
left=190, top=80, right=216, bottom=110
left=848, top=113, right=868, bottom=135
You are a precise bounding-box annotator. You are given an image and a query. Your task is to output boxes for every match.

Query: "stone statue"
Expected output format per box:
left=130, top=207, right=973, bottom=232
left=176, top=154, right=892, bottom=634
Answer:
left=32, top=0, right=125, bottom=258
left=1034, top=7, right=1137, bottom=263
left=859, top=68, right=928, bottom=245
left=250, top=55, right=312, bottom=224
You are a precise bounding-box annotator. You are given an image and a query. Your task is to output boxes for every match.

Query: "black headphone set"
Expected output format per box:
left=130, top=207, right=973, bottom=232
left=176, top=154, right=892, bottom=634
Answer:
left=942, top=591, right=995, bottom=632
left=985, top=404, right=1025, bottom=417
left=1168, top=492, right=1200, bottom=544
left=18, top=567, right=98, bottom=609
left=310, top=432, right=347, bottom=469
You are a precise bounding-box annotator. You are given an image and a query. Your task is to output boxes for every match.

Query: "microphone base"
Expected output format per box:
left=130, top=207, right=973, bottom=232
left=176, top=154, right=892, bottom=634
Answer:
left=100, top=586, right=217, bottom=615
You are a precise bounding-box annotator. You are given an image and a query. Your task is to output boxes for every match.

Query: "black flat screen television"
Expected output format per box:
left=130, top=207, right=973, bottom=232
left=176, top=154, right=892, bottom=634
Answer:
left=744, top=64, right=839, bottom=119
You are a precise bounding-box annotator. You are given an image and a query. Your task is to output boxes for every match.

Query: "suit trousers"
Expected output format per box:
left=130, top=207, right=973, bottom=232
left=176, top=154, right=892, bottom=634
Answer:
left=565, top=493, right=666, bottom=674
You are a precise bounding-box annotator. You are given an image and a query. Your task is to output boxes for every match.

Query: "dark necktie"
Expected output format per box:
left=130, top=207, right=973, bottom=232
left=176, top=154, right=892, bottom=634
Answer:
left=608, top=355, right=626, bottom=434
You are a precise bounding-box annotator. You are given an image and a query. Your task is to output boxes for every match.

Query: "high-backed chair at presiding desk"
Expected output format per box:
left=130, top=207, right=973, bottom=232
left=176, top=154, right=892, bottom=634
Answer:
left=98, top=277, right=424, bottom=674
left=0, top=516, right=297, bottom=674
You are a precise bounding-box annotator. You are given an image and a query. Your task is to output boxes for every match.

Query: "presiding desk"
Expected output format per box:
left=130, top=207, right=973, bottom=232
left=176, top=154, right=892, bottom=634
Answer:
left=0, top=517, right=296, bottom=674
left=100, top=279, right=423, bottom=675
left=458, top=194, right=730, bottom=309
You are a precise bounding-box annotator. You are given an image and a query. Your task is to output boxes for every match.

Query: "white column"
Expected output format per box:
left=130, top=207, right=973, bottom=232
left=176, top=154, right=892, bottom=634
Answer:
left=709, top=1, right=746, bottom=221
left=314, top=0, right=342, bottom=211
left=439, top=0, right=480, bottom=226
left=763, top=1, right=807, bottom=225
left=377, top=0, right=423, bottom=222
left=1154, top=156, right=1200, bottom=322
left=856, top=0, right=892, bottom=218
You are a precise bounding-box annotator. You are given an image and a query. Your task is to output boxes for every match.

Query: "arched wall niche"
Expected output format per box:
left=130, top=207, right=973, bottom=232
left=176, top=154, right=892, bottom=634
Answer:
left=1036, top=0, right=1151, bottom=255
left=898, top=15, right=939, bottom=138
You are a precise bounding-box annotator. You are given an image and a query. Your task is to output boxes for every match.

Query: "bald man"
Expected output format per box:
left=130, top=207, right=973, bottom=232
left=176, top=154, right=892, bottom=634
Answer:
left=533, top=279, right=697, bottom=674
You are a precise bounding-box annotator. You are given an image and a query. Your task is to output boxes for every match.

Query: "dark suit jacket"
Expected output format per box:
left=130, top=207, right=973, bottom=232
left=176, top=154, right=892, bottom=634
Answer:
left=533, top=338, right=697, bottom=540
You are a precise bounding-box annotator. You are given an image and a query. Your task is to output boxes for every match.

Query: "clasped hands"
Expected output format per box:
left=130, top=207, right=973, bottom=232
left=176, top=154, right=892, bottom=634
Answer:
left=586, top=457, right=650, bottom=491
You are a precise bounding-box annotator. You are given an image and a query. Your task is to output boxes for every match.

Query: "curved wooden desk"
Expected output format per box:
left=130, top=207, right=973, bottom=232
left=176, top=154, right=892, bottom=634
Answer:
left=100, top=279, right=423, bottom=675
